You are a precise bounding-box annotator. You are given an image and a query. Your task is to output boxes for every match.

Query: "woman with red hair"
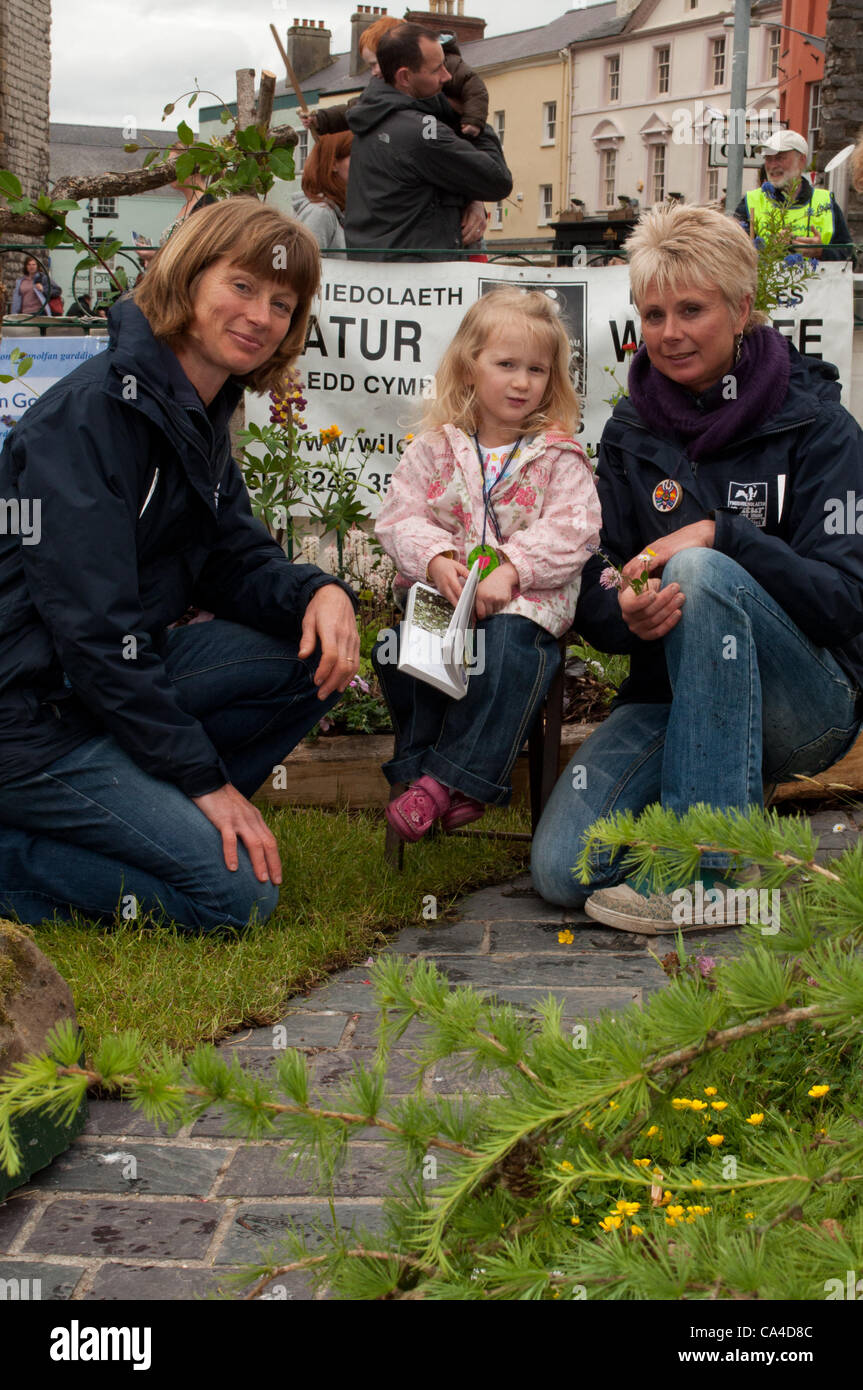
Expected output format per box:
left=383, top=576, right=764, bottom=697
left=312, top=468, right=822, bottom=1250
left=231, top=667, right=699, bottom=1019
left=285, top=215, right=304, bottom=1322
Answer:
left=292, top=131, right=352, bottom=252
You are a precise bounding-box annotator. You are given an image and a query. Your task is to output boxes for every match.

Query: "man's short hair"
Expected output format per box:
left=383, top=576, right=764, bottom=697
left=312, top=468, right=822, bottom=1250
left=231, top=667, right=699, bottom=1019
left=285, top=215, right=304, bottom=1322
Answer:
left=378, top=23, right=440, bottom=87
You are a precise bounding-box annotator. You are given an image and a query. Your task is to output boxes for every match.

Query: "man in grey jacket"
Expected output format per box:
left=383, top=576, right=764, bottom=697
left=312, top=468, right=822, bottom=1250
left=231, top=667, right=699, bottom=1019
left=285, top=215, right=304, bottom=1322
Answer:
left=345, top=24, right=512, bottom=261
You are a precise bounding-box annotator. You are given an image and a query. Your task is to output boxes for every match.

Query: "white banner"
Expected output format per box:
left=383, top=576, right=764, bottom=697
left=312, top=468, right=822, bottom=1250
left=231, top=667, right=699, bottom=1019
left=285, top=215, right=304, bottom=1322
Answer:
left=246, top=261, right=855, bottom=517
left=0, top=337, right=108, bottom=447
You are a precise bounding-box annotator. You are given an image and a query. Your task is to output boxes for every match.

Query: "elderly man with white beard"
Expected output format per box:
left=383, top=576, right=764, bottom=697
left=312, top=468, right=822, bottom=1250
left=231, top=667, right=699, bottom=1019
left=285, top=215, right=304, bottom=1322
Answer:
left=733, top=129, right=853, bottom=260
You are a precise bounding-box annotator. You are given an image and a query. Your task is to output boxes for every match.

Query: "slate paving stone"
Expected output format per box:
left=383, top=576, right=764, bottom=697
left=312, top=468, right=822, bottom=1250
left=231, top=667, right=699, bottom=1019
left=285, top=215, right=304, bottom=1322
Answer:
left=0, top=1259, right=84, bottom=1300
left=220, top=1144, right=394, bottom=1198
left=429, top=1057, right=506, bottom=1096
left=84, top=1262, right=251, bottom=1302
left=25, top=1142, right=230, bottom=1198
left=458, top=885, right=566, bottom=922
left=216, top=1202, right=385, bottom=1265
left=347, top=1013, right=432, bottom=1049
left=23, top=1199, right=220, bottom=1261
left=231, top=1013, right=350, bottom=1050
left=469, top=985, right=647, bottom=1016
left=430, top=954, right=665, bottom=991
left=83, top=1101, right=164, bottom=1139
left=385, top=920, right=487, bottom=955
left=0, top=1195, right=39, bottom=1251
left=489, top=921, right=647, bottom=953
left=309, top=1048, right=422, bottom=1095
left=284, top=982, right=399, bottom=1011
left=189, top=1108, right=248, bottom=1140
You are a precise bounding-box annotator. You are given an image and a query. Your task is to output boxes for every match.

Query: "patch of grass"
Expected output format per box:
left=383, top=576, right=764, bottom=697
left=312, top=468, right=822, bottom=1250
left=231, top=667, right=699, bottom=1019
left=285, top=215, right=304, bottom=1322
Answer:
left=31, top=805, right=530, bottom=1057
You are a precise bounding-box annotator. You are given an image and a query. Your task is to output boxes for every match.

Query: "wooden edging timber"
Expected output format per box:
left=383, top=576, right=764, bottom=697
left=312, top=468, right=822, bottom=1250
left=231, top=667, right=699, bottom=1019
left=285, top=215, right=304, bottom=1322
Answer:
left=257, top=724, right=863, bottom=810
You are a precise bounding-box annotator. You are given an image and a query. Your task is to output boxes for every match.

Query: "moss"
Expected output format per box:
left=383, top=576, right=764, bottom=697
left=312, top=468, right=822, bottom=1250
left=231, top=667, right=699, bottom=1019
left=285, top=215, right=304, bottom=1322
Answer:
left=0, top=922, right=35, bottom=1028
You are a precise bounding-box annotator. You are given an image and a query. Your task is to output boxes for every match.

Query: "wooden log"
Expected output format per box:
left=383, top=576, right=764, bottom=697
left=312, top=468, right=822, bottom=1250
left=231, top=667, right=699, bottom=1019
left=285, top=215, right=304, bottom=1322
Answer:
left=256, top=70, right=277, bottom=132
left=256, top=723, right=863, bottom=812
left=236, top=69, right=257, bottom=131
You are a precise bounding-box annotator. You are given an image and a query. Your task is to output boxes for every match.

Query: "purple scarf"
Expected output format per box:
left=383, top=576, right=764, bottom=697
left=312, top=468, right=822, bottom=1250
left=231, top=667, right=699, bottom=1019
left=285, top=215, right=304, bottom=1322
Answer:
left=627, top=326, right=791, bottom=461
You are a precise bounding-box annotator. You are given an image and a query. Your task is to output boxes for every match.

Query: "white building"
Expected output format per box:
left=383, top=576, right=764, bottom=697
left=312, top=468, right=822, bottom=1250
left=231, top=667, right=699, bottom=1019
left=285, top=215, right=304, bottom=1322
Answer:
left=569, top=0, right=783, bottom=214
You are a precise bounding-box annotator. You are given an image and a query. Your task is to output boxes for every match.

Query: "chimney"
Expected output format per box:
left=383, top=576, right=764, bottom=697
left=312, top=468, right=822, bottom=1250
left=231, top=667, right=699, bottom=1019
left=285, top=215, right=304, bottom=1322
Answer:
left=350, top=6, right=387, bottom=78
left=286, top=17, right=333, bottom=84
left=403, top=7, right=486, bottom=45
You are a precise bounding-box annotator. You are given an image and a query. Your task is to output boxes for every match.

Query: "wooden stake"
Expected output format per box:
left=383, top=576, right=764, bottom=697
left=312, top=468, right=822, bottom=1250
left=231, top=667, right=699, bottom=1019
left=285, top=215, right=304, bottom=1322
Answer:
left=256, top=69, right=276, bottom=132
left=269, top=22, right=319, bottom=140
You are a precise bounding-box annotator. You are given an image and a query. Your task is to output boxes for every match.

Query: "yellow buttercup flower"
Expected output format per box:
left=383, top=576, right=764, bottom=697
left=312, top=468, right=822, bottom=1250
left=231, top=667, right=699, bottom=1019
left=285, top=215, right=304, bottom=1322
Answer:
left=671, top=1097, right=692, bottom=1110
left=689, top=1100, right=707, bottom=1111
left=558, top=1161, right=574, bottom=1172
left=808, top=1085, right=831, bottom=1098
left=645, top=1125, right=660, bottom=1138
left=746, top=1113, right=764, bottom=1125
left=744, top=1212, right=755, bottom=1220
left=666, top=1205, right=684, bottom=1219
left=558, top=929, right=575, bottom=945
left=706, top=1133, right=724, bottom=1146
left=607, top=1101, right=618, bottom=1110
left=633, top=1158, right=651, bottom=1168
left=405, top=433, right=415, bottom=442
left=691, top=1179, right=705, bottom=1189
left=615, top=1201, right=641, bottom=1216
left=599, top=1215, right=623, bottom=1232
left=710, top=1101, right=728, bottom=1111
left=665, top=1215, right=679, bottom=1227
left=704, top=1086, right=717, bottom=1096
left=630, top=1225, right=644, bottom=1236
left=570, top=1216, right=580, bottom=1226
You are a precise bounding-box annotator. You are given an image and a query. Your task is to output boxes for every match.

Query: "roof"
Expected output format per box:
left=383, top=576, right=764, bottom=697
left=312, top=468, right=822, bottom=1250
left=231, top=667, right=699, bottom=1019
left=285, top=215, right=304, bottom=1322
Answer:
left=459, top=5, right=622, bottom=67
left=50, top=122, right=178, bottom=191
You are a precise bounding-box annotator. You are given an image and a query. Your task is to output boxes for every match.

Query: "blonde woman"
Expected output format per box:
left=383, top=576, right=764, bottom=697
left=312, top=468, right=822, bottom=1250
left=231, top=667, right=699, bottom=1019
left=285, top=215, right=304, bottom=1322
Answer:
left=373, top=288, right=601, bottom=841
left=0, top=199, right=358, bottom=933
left=532, top=202, right=863, bottom=932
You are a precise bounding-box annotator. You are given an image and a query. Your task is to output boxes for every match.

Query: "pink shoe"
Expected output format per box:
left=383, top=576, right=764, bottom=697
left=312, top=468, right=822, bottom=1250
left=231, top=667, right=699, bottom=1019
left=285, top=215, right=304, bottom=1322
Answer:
left=440, top=792, right=486, bottom=831
left=386, top=776, right=451, bottom=842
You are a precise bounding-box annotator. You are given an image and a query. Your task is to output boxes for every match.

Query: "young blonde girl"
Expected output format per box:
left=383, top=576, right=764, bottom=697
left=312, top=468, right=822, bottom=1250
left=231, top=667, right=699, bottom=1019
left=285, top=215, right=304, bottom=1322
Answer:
left=374, top=288, right=601, bottom=841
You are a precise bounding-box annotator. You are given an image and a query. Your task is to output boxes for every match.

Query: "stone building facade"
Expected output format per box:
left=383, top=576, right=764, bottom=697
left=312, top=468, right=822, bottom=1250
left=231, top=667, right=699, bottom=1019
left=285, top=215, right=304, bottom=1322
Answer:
left=0, top=0, right=52, bottom=307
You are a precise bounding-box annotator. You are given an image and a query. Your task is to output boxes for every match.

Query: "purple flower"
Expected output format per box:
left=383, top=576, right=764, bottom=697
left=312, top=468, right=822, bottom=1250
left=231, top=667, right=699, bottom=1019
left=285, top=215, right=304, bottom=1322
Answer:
left=695, top=954, right=717, bottom=978
left=599, top=566, right=622, bottom=591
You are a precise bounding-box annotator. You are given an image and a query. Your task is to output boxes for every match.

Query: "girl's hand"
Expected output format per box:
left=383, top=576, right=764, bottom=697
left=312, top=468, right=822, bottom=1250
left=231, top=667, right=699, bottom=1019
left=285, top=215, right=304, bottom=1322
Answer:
left=618, top=578, right=685, bottom=641
left=475, top=561, right=518, bottom=619
left=428, top=554, right=470, bottom=606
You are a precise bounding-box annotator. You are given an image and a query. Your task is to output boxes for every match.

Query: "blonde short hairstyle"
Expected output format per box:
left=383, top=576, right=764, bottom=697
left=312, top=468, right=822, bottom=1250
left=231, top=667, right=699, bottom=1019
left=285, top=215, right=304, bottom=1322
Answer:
left=625, top=202, right=767, bottom=332
left=133, top=198, right=320, bottom=395
left=851, top=128, right=863, bottom=194
left=421, top=288, right=581, bottom=436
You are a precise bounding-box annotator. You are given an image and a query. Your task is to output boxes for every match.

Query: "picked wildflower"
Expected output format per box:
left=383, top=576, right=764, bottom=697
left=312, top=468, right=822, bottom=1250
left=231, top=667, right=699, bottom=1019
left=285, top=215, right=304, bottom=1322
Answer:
left=746, top=1113, right=764, bottom=1126
left=404, top=432, right=415, bottom=442
left=599, top=566, right=623, bottom=591
left=621, top=341, right=638, bottom=352
left=706, top=1133, right=724, bottom=1146
left=558, top=1161, right=574, bottom=1173
left=599, top=1215, right=623, bottom=1232
left=377, top=442, right=385, bottom=452
left=615, top=1201, right=641, bottom=1216
left=710, top=1101, right=728, bottom=1111
left=832, top=824, right=846, bottom=833
left=808, top=1084, right=831, bottom=1098
left=703, top=1087, right=718, bottom=1096
left=633, top=1158, right=651, bottom=1168
left=558, top=929, right=575, bottom=945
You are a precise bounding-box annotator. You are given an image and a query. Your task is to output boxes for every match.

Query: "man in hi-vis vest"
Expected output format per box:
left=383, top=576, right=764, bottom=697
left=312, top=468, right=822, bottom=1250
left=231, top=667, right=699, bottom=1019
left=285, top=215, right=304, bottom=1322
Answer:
left=733, top=129, right=853, bottom=261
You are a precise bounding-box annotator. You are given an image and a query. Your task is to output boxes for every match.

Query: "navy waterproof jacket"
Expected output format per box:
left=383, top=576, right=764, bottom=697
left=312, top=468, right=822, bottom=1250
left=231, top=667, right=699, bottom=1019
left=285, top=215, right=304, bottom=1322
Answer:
left=575, top=342, right=863, bottom=704
left=0, top=298, right=354, bottom=796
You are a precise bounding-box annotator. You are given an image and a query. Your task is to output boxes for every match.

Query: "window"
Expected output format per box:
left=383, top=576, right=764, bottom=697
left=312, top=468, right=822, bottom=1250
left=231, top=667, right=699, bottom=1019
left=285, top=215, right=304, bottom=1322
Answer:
left=543, top=101, right=557, bottom=145
left=539, top=184, right=554, bottom=224
left=602, top=148, right=616, bottom=207
left=494, top=110, right=505, bottom=144
left=295, top=127, right=309, bottom=174
left=606, top=54, right=620, bottom=103
left=491, top=201, right=504, bottom=231
left=808, top=82, right=822, bottom=147
left=95, top=196, right=117, bottom=217
left=766, top=27, right=781, bottom=81
left=655, top=46, right=670, bottom=95
left=687, top=0, right=697, bottom=8
left=707, top=167, right=720, bottom=202
left=711, top=36, right=726, bottom=87
left=649, top=143, right=666, bottom=204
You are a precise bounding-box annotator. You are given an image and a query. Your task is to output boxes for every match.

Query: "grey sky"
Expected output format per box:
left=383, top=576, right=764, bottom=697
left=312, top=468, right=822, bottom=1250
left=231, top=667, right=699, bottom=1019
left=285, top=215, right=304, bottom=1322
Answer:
left=51, top=1, right=602, bottom=130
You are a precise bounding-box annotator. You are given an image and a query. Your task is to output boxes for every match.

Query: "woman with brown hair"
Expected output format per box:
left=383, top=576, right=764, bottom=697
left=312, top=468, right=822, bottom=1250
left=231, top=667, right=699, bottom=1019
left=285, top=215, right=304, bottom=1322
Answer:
left=292, top=131, right=352, bottom=252
left=0, top=198, right=359, bottom=934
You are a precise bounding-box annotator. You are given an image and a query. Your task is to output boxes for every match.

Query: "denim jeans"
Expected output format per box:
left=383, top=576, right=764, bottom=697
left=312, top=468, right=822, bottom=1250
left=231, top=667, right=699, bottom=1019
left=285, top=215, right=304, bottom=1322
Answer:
left=531, top=549, right=862, bottom=906
left=373, top=614, right=560, bottom=805
left=0, top=619, right=339, bottom=932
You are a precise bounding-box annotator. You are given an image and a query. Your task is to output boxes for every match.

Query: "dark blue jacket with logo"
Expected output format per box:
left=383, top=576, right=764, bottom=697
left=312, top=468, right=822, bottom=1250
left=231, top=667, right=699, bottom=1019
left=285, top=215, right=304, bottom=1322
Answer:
left=575, top=343, right=863, bottom=703
left=0, top=298, right=354, bottom=795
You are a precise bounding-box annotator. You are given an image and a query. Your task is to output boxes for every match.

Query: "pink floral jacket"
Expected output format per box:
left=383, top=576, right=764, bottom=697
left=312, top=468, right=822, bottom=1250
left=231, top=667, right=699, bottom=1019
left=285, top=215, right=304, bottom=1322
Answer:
left=375, top=424, right=602, bottom=638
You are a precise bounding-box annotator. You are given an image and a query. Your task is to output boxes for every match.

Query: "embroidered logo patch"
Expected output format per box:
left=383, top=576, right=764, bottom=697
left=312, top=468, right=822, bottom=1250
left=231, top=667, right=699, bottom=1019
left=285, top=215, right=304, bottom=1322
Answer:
left=727, top=481, right=767, bottom=527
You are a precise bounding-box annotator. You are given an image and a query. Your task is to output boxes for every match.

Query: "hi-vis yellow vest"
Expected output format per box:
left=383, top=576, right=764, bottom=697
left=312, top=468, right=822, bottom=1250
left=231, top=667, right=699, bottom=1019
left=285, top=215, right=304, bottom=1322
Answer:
left=745, top=186, right=835, bottom=244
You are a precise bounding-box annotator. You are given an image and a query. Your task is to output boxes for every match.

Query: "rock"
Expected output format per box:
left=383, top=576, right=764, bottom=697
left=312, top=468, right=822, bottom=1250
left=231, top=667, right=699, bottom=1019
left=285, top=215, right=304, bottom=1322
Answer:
left=0, top=921, right=78, bottom=1072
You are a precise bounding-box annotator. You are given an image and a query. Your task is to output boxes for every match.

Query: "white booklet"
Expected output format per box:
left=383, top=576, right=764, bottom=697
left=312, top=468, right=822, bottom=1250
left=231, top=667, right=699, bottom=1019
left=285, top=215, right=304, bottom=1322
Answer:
left=398, top=558, right=483, bottom=699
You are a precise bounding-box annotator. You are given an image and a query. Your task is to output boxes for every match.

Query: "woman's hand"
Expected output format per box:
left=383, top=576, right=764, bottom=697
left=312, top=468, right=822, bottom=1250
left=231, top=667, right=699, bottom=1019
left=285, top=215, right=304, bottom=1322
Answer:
left=428, top=554, right=470, bottom=606
left=621, top=520, right=715, bottom=582
left=299, top=584, right=360, bottom=699
left=475, top=561, right=518, bottom=619
left=192, top=783, right=282, bottom=884
left=618, top=578, right=685, bottom=641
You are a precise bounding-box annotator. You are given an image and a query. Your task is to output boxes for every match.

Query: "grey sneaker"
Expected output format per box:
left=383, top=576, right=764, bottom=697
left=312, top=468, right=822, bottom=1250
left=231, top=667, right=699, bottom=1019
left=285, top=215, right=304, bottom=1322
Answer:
left=584, top=880, right=778, bottom=936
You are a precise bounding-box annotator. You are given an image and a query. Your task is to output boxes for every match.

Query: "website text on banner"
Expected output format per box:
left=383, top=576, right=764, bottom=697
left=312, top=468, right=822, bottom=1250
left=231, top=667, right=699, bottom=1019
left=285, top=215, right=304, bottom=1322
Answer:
left=244, top=263, right=855, bottom=517
left=0, top=338, right=109, bottom=446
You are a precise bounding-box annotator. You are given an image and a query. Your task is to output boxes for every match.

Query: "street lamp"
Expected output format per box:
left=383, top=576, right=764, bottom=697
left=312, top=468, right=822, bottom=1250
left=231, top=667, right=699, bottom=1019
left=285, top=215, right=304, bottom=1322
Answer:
left=753, top=20, right=825, bottom=55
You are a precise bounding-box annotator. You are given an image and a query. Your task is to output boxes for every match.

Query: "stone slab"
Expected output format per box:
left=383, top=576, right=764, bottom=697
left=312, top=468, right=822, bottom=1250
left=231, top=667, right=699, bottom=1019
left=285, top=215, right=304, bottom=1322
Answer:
left=220, top=1144, right=394, bottom=1198
left=384, top=920, right=487, bottom=955
left=83, top=1262, right=260, bottom=1302
left=0, top=1259, right=84, bottom=1300
left=25, top=1142, right=230, bottom=1198
left=83, top=1101, right=164, bottom=1140
left=0, top=1195, right=39, bottom=1250
left=457, top=886, right=566, bottom=922
left=228, top=1013, right=351, bottom=1050
left=489, top=920, right=648, bottom=953
left=215, top=1202, right=385, bottom=1265
left=429, top=955, right=665, bottom=991
left=22, top=1199, right=220, bottom=1261
left=309, top=1048, right=422, bottom=1095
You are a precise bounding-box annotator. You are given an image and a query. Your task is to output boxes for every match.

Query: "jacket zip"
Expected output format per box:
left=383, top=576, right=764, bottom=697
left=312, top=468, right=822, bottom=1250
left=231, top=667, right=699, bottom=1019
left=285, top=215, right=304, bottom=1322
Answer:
left=138, top=467, right=160, bottom=518
left=616, top=413, right=818, bottom=476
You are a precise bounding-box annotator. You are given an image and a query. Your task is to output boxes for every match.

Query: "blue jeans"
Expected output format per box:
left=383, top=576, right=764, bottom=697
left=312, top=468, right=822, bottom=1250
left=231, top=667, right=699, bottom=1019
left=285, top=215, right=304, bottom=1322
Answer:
left=531, top=549, right=862, bottom=906
left=0, top=619, right=340, bottom=932
left=373, top=614, right=560, bottom=805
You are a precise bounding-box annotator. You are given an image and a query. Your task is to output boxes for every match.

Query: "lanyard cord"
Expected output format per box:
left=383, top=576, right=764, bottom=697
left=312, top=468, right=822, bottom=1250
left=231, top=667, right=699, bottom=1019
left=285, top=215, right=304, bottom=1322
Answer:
left=473, top=434, right=523, bottom=547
